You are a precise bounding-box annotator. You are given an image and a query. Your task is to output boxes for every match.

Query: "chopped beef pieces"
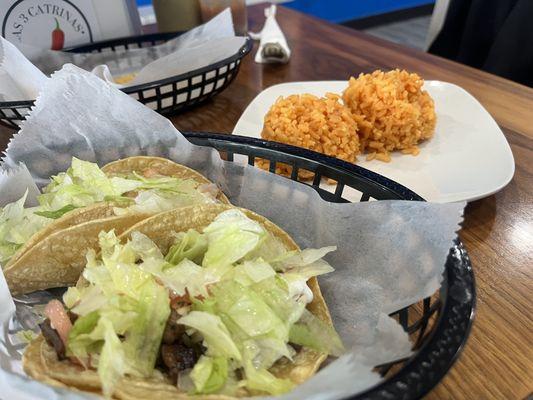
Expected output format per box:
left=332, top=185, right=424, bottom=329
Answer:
left=123, top=191, right=138, bottom=198
left=161, top=344, right=177, bottom=369
left=40, top=318, right=66, bottom=360
left=67, top=311, right=78, bottom=324
left=167, top=367, right=179, bottom=385
left=178, top=345, right=198, bottom=370
left=290, top=343, right=302, bottom=352
left=161, top=344, right=197, bottom=370
left=162, top=309, right=186, bottom=344
left=158, top=310, right=204, bottom=383
left=235, top=368, right=244, bottom=380
left=161, top=344, right=198, bottom=384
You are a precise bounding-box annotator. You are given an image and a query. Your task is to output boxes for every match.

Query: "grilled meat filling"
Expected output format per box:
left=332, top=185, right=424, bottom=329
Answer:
left=161, top=343, right=198, bottom=383
left=40, top=319, right=66, bottom=360
left=157, top=309, right=202, bottom=384
left=162, top=309, right=186, bottom=344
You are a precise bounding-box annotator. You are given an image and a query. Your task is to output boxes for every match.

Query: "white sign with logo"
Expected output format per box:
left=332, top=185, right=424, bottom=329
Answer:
left=1, top=0, right=141, bottom=52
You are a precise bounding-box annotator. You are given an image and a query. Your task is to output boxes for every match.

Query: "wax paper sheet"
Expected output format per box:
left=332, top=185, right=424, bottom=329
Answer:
left=0, top=65, right=465, bottom=400
left=0, top=38, right=48, bottom=101
left=0, top=8, right=245, bottom=101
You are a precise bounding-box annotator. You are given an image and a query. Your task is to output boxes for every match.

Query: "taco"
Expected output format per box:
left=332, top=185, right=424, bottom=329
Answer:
left=23, top=203, right=343, bottom=398
left=2, top=156, right=228, bottom=295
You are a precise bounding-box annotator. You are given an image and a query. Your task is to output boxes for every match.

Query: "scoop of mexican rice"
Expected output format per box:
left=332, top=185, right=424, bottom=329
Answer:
left=342, top=69, right=436, bottom=162
left=259, top=93, right=359, bottom=178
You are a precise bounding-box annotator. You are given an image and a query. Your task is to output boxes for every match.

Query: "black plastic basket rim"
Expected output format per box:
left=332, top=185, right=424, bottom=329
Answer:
left=357, top=240, right=475, bottom=400
left=0, top=32, right=253, bottom=108
left=182, top=131, right=476, bottom=400
left=185, top=132, right=425, bottom=201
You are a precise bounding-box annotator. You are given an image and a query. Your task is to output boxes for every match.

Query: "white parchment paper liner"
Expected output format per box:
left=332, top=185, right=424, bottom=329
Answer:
left=0, top=65, right=465, bottom=400
left=0, top=38, right=48, bottom=101
left=0, top=8, right=245, bottom=101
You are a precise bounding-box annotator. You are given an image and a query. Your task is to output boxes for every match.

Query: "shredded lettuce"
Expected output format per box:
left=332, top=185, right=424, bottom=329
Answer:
left=202, top=209, right=266, bottom=269
left=275, top=248, right=336, bottom=304
left=67, top=308, right=137, bottom=360
left=18, top=329, right=37, bottom=343
left=65, top=230, right=171, bottom=397
left=190, top=356, right=228, bottom=394
left=178, top=311, right=242, bottom=361
left=213, top=282, right=288, bottom=340
left=34, top=204, right=78, bottom=219
left=186, top=277, right=305, bottom=395
left=252, top=277, right=306, bottom=327
left=241, top=341, right=295, bottom=395
left=252, top=337, right=295, bottom=369
left=283, top=275, right=315, bottom=304
left=150, top=259, right=215, bottom=298
left=0, top=243, right=22, bottom=265
left=122, top=279, right=170, bottom=377
left=0, top=159, right=139, bottom=265
left=116, top=190, right=200, bottom=215
left=67, top=311, right=102, bottom=359
left=231, top=259, right=276, bottom=286
left=63, top=287, right=82, bottom=309
left=112, top=174, right=214, bottom=215
left=245, top=366, right=295, bottom=395
left=274, top=246, right=337, bottom=271
left=127, top=231, right=214, bottom=298
left=282, top=258, right=335, bottom=281
left=98, top=317, right=129, bottom=398
left=0, top=191, right=51, bottom=264
left=172, top=211, right=340, bottom=395
left=166, top=229, right=208, bottom=266
left=96, top=230, right=152, bottom=299
left=70, top=285, right=108, bottom=316
left=128, top=230, right=165, bottom=261
left=244, top=232, right=292, bottom=264
left=37, top=158, right=213, bottom=218
left=38, top=158, right=142, bottom=211
left=289, top=309, right=344, bottom=357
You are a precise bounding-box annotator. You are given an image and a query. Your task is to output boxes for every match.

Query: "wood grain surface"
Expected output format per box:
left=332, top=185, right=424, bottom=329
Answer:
left=1, top=5, right=532, bottom=399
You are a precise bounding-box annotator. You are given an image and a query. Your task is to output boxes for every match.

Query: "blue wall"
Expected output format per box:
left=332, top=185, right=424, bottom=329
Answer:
left=135, top=1, right=435, bottom=24
left=284, top=0, right=434, bottom=24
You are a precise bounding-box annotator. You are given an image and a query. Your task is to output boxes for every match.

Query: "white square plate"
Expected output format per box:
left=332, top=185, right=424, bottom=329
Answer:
left=232, top=81, right=515, bottom=203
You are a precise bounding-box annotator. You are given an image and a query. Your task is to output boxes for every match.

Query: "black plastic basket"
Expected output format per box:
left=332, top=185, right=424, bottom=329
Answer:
left=0, top=32, right=253, bottom=130
left=183, top=132, right=476, bottom=400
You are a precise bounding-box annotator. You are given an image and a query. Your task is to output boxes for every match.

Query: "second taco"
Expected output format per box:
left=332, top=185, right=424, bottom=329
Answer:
left=2, top=156, right=228, bottom=295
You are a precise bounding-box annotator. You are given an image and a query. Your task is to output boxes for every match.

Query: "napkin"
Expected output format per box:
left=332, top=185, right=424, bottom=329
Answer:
left=0, top=65, right=465, bottom=400
left=249, top=5, right=291, bottom=64
left=0, top=8, right=245, bottom=100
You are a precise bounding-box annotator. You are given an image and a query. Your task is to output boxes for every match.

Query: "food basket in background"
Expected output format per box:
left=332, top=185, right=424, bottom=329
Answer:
left=180, top=131, right=475, bottom=400
left=0, top=32, right=253, bottom=130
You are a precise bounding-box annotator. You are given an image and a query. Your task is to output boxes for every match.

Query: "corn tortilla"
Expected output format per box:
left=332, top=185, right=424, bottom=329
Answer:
left=102, top=156, right=212, bottom=183
left=4, top=213, right=148, bottom=295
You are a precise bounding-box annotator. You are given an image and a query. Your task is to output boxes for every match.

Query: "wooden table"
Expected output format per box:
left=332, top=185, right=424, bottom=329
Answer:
left=1, top=5, right=532, bottom=399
